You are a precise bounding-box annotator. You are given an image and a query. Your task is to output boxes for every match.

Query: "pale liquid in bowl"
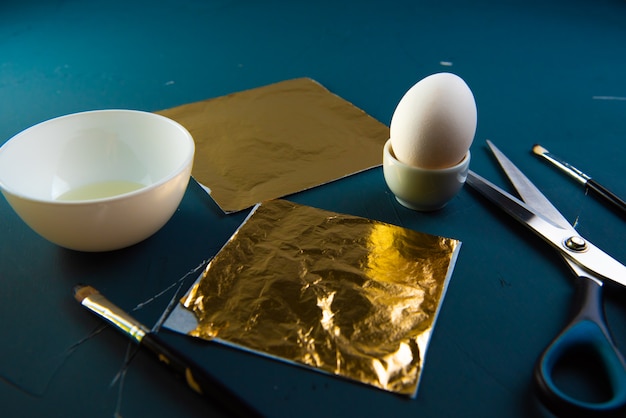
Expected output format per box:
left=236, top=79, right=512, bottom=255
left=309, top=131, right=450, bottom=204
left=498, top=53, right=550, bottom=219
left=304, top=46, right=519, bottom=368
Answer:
left=56, top=180, right=145, bottom=201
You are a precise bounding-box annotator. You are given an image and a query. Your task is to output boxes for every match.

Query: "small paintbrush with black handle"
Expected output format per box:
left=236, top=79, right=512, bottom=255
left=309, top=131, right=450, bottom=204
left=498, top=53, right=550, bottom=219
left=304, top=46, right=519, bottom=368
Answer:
left=74, top=284, right=263, bottom=418
left=532, top=144, right=626, bottom=217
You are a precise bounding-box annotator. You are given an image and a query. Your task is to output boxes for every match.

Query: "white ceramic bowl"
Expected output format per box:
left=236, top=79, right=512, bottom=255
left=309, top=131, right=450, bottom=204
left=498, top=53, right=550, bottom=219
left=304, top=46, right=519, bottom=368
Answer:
left=383, top=139, right=470, bottom=211
left=0, top=109, right=195, bottom=251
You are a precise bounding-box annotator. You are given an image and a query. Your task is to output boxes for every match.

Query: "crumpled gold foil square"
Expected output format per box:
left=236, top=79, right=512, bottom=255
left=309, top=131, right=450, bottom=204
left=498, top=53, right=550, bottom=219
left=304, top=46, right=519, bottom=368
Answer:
left=156, top=78, right=389, bottom=213
left=180, top=200, right=461, bottom=396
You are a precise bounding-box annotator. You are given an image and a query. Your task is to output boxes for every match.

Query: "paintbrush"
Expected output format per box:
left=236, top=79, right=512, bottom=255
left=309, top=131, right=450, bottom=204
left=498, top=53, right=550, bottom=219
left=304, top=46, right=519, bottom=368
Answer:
left=532, top=144, right=626, bottom=216
left=73, top=284, right=262, bottom=418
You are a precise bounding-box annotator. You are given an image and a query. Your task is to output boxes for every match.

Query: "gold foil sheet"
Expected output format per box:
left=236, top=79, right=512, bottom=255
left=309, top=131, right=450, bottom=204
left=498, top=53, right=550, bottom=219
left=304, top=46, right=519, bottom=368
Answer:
left=181, top=200, right=461, bottom=396
left=156, top=78, right=389, bottom=213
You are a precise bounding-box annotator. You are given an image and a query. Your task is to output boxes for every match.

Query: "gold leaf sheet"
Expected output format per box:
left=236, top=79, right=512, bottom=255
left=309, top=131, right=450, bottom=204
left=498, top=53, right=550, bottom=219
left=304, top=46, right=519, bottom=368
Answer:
left=156, top=78, right=389, bottom=213
left=181, top=200, right=461, bottom=396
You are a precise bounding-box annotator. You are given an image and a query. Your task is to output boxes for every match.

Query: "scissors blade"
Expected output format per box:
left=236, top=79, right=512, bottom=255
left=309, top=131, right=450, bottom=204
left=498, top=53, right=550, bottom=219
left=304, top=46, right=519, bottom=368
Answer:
left=466, top=170, right=626, bottom=289
left=486, top=140, right=571, bottom=230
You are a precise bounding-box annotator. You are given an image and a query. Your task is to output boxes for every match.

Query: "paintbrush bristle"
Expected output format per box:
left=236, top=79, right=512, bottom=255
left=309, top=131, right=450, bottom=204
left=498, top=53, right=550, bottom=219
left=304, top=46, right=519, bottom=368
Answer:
left=532, top=144, right=548, bottom=156
left=73, top=284, right=99, bottom=303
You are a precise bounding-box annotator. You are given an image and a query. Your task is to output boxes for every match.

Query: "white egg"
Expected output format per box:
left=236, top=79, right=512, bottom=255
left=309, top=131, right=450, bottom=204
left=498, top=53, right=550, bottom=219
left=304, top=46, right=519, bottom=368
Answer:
left=390, top=73, right=477, bottom=169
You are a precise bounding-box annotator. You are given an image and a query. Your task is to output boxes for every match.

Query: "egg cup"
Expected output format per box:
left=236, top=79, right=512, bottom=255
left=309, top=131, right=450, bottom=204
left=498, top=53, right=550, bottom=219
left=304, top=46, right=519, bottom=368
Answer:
left=383, top=139, right=470, bottom=211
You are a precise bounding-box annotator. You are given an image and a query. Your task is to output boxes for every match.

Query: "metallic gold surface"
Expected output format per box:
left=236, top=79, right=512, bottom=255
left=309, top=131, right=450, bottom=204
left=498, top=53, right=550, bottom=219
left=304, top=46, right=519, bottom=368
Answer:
left=157, top=78, right=389, bottom=213
left=181, top=200, right=461, bottom=396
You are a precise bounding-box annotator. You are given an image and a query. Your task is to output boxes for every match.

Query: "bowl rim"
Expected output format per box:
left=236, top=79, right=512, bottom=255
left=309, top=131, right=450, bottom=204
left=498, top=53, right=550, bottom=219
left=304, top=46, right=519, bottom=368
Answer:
left=0, top=109, right=195, bottom=205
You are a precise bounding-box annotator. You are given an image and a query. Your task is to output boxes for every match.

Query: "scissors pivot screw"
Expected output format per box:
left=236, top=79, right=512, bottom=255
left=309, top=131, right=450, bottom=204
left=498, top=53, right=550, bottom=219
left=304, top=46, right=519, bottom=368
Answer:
left=564, top=236, right=587, bottom=252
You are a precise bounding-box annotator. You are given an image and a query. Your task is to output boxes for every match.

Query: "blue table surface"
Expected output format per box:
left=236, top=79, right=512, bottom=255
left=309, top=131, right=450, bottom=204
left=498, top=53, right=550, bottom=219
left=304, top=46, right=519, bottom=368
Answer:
left=2, top=1, right=626, bottom=417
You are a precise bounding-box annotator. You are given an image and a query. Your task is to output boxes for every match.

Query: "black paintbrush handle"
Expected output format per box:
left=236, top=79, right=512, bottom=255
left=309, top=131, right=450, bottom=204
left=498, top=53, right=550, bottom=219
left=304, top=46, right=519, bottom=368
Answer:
left=586, top=179, right=626, bottom=217
left=141, top=333, right=263, bottom=418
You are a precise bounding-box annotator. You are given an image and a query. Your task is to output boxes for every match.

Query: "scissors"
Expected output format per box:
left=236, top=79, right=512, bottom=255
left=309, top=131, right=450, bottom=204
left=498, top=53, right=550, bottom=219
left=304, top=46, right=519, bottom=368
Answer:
left=466, top=140, right=626, bottom=417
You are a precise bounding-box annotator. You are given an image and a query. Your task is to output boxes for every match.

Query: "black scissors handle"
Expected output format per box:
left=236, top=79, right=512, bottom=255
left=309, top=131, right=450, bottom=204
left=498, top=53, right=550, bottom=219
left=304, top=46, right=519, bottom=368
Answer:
left=534, top=277, right=626, bottom=417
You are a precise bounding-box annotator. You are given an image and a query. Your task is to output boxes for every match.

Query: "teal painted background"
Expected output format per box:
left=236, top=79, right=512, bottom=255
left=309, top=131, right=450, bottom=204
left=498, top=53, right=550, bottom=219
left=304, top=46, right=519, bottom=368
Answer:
left=1, top=1, right=626, bottom=416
